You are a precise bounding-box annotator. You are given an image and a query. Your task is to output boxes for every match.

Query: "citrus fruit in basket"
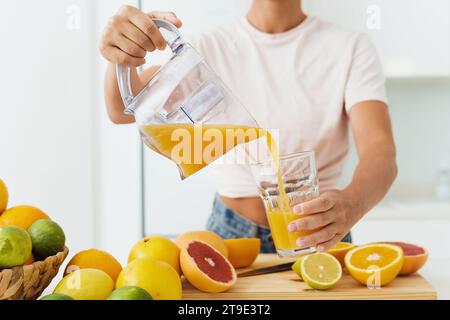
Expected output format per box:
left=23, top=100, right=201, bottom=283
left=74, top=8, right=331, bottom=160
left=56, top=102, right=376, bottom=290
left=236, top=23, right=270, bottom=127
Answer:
left=0, top=178, right=8, bottom=214
left=107, top=286, right=153, bottom=300
left=0, top=226, right=33, bottom=268
left=300, top=253, right=342, bottom=290
left=224, top=238, right=260, bottom=268
left=128, top=236, right=180, bottom=274
left=377, top=242, right=428, bottom=275
left=180, top=240, right=236, bottom=293
left=25, top=254, right=35, bottom=265
left=39, top=293, right=74, bottom=300
left=65, top=248, right=122, bottom=282
left=327, top=242, right=356, bottom=267
left=175, top=230, right=228, bottom=257
left=116, top=258, right=182, bottom=300
left=345, top=243, right=404, bottom=287
left=0, top=205, right=49, bottom=230
left=54, top=268, right=114, bottom=300
left=28, top=219, right=65, bottom=259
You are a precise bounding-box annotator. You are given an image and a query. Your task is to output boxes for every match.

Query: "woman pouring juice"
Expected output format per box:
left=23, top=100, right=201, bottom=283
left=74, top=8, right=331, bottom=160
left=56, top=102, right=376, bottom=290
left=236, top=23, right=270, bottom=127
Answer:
left=100, top=0, right=397, bottom=254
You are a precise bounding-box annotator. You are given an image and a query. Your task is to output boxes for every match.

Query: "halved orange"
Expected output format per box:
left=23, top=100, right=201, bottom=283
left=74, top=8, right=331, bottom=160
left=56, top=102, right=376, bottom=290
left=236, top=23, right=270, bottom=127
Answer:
left=327, top=242, right=356, bottom=267
left=345, top=243, right=404, bottom=287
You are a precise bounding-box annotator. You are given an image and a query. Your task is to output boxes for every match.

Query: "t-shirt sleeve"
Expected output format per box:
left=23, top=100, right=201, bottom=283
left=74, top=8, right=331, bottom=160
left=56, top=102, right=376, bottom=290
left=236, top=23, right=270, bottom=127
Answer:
left=345, top=33, right=388, bottom=112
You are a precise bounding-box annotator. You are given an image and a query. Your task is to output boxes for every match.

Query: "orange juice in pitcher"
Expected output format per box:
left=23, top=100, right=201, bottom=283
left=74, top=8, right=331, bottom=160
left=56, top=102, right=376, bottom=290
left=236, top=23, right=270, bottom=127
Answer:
left=115, top=19, right=261, bottom=179
left=140, top=124, right=265, bottom=179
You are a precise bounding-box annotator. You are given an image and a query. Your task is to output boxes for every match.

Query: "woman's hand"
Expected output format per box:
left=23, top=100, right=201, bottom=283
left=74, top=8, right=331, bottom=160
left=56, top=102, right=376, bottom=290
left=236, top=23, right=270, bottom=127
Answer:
left=100, top=5, right=182, bottom=66
left=288, top=190, right=363, bottom=252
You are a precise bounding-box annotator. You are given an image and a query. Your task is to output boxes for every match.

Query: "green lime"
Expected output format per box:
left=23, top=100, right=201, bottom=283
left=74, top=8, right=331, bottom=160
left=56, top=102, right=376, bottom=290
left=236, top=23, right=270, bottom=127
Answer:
left=107, top=286, right=153, bottom=300
left=291, top=256, right=304, bottom=280
left=300, top=252, right=342, bottom=290
left=28, top=219, right=65, bottom=259
left=0, top=226, right=32, bottom=268
left=39, top=293, right=74, bottom=300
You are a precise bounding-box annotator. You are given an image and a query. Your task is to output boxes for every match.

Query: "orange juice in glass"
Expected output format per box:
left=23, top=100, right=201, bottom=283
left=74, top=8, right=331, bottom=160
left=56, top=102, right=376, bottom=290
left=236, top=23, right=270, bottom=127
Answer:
left=252, top=151, right=320, bottom=257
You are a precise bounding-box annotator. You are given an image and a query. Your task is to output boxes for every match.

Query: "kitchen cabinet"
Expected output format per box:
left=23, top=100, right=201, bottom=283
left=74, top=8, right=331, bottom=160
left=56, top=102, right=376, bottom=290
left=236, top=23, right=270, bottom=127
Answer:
left=303, top=0, right=450, bottom=77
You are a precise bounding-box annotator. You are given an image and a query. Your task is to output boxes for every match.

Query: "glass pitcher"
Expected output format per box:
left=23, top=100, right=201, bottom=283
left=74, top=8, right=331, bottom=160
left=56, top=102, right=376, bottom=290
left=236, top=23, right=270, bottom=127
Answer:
left=116, top=19, right=260, bottom=179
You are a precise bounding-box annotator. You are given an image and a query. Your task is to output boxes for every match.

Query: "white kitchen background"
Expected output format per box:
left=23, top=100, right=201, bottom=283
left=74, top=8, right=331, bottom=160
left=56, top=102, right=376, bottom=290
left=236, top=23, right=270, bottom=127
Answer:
left=1, top=0, right=449, bottom=269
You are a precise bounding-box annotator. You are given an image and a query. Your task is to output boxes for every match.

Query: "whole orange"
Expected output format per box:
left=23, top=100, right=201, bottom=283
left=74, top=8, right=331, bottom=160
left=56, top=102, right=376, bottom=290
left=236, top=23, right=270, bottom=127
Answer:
left=224, top=238, right=261, bottom=268
left=0, top=205, right=49, bottom=229
left=64, top=249, right=122, bottom=282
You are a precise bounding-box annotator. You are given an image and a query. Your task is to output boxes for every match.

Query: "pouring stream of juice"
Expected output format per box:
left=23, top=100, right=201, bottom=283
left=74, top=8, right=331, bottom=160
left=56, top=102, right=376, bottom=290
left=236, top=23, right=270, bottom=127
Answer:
left=140, top=124, right=310, bottom=251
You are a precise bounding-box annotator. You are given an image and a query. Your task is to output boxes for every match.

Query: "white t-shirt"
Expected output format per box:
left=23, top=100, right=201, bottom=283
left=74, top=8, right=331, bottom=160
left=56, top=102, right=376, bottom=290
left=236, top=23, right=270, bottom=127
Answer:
left=189, top=16, right=387, bottom=197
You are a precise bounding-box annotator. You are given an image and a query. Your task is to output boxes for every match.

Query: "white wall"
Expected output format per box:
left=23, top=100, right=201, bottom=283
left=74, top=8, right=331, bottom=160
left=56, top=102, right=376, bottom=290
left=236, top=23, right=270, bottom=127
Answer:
left=0, top=0, right=145, bottom=266
left=0, top=0, right=96, bottom=255
left=92, top=0, right=144, bottom=265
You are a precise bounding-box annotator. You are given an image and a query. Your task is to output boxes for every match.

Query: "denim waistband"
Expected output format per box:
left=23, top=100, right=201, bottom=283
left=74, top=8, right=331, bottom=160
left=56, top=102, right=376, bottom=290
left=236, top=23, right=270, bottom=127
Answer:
left=209, top=194, right=273, bottom=245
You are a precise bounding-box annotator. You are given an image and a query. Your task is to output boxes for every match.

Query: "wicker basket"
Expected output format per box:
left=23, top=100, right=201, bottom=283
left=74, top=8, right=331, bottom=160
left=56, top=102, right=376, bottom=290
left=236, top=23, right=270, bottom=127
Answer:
left=0, top=247, right=69, bottom=300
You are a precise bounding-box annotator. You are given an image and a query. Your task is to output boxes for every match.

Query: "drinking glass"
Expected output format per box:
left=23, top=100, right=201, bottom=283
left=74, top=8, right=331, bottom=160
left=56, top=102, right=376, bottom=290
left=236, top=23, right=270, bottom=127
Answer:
left=252, top=151, right=320, bottom=257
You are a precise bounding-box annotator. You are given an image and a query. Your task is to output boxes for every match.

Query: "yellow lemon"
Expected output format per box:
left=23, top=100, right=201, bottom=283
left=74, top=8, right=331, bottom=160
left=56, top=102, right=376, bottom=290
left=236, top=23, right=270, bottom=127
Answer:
left=0, top=178, right=8, bottom=214
left=300, top=253, right=342, bottom=290
left=116, top=258, right=182, bottom=300
left=128, top=236, right=180, bottom=274
left=54, top=268, right=114, bottom=300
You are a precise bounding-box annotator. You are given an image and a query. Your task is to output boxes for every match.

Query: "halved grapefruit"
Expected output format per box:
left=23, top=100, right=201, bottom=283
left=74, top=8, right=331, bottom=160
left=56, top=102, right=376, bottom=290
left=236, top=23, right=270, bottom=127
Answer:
left=180, top=240, right=236, bottom=293
left=378, top=242, right=428, bottom=275
left=176, top=231, right=228, bottom=257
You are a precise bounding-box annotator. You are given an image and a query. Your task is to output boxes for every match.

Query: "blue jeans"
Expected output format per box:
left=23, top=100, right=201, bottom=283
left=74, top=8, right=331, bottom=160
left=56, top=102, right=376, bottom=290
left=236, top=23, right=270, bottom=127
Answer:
left=206, top=194, right=352, bottom=254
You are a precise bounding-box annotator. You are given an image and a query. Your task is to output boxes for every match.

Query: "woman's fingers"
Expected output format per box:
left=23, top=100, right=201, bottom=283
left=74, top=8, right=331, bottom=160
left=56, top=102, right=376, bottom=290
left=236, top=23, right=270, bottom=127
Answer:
left=288, top=210, right=335, bottom=232
left=101, top=46, right=146, bottom=67
left=112, top=32, right=147, bottom=58
left=121, top=23, right=156, bottom=52
left=100, top=5, right=183, bottom=65
left=293, top=194, right=334, bottom=215
left=126, top=9, right=166, bottom=50
left=295, top=223, right=338, bottom=249
left=316, top=235, right=345, bottom=252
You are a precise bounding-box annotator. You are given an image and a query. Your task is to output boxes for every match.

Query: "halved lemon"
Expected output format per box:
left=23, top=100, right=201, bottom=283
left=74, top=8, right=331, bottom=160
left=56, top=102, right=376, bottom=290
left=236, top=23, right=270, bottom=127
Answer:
left=345, top=243, right=404, bottom=287
left=300, top=253, right=342, bottom=290
left=327, top=242, right=356, bottom=267
left=291, top=256, right=304, bottom=280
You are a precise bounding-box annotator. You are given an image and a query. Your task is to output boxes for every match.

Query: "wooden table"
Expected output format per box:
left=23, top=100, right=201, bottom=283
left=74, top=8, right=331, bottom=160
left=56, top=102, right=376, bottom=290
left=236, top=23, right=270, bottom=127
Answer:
left=182, top=254, right=437, bottom=300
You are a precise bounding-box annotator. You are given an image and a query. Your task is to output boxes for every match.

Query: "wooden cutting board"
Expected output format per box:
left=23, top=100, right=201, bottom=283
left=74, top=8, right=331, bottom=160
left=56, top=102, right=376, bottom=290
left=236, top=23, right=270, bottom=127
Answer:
left=182, top=254, right=437, bottom=300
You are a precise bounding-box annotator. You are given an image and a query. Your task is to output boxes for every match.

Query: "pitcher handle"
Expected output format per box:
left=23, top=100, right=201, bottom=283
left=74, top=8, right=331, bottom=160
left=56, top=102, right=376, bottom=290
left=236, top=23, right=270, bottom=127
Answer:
left=116, top=19, right=183, bottom=115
